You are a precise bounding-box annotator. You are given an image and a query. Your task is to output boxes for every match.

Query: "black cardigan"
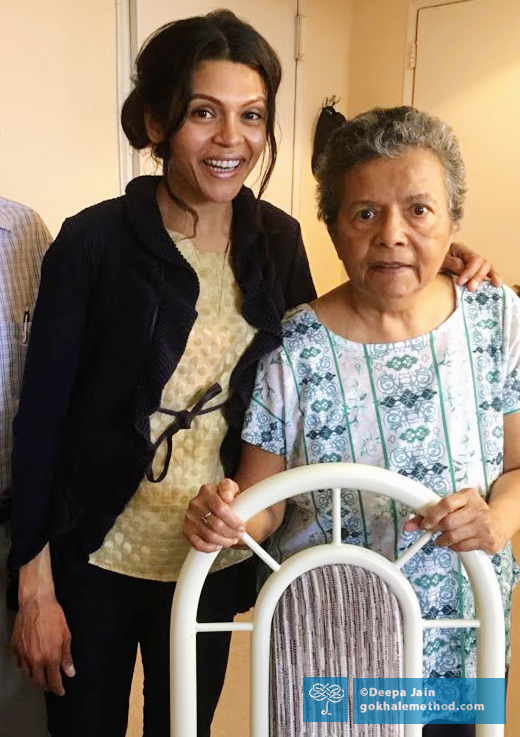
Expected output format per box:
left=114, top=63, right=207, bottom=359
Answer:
left=10, top=176, right=316, bottom=571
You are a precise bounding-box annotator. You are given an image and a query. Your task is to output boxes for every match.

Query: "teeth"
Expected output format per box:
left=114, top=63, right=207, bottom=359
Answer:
left=205, top=159, right=240, bottom=170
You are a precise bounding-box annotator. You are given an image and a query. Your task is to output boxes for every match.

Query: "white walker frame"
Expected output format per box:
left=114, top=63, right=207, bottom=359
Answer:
left=170, top=463, right=505, bottom=737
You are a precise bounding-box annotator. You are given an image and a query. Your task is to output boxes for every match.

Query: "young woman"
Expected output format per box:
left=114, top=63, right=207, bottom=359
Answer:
left=9, top=11, right=315, bottom=737
left=10, top=12, right=495, bottom=737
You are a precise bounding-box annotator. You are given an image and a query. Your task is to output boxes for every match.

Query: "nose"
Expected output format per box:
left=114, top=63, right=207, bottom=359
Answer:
left=214, top=114, right=242, bottom=147
left=377, top=208, right=407, bottom=246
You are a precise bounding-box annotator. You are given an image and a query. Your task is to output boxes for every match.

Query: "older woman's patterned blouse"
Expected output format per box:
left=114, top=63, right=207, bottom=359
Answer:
left=242, top=282, right=520, bottom=678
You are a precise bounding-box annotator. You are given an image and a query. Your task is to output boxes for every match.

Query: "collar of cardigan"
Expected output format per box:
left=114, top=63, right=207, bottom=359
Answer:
left=123, top=175, right=284, bottom=339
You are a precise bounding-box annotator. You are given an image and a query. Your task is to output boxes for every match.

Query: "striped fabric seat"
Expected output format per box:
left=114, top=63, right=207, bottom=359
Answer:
left=270, top=565, right=404, bottom=736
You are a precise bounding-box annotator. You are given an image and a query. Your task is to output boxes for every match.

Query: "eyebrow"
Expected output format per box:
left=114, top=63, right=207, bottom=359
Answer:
left=189, top=93, right=266, bottom=105
left=347, top=193, right=437, bottom=207
left=347, top=200, right=379, bottom=208
left=405, top=192, right=436, bottom=202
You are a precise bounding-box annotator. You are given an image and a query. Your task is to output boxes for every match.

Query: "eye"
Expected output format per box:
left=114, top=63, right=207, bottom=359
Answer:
left=356, top=208, right=376, bottom=221
left=190, top=106, right=215, bottom=120
left=243, top=109, right=265, bottom=123
left=412, top=204, right=429, bottom=216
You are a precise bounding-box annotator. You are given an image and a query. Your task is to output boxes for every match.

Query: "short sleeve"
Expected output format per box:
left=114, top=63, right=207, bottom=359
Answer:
left=241, top=349, right=289, bottom=456
left=502, top=285, right=520, bottom=415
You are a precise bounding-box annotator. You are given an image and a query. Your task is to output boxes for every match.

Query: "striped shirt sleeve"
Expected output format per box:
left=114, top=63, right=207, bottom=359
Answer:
left=0, top=198, right=51, bottom=498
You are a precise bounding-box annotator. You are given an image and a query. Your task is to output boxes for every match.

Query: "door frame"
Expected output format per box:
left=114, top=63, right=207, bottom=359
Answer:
left=402, top=0, right=476, bottom=104
left=116, top=0, right=139, bottom=194
left=115, top=0, right=306, bottom=218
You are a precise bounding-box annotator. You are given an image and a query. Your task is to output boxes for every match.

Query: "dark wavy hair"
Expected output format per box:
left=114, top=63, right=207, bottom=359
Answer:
left=317, top=106, right=467, bottom=237
left=121, top=9, right=282, bottom=204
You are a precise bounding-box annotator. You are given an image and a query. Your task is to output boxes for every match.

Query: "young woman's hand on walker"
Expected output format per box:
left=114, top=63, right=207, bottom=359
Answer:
left=185, top=443, right=287, bottom=552
left=184, top=479, right=245, bottom=552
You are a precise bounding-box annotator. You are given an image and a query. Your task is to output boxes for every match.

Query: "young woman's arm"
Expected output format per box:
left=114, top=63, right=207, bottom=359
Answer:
left=10, top=221, right=94, bottom=694
left=184, top=442, right=285, bottom=552
left=11, top=545, right=75, bottom=696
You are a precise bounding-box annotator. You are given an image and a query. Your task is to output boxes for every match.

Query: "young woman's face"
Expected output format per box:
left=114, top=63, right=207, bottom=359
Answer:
left=167, top=60, right=268, bottom=207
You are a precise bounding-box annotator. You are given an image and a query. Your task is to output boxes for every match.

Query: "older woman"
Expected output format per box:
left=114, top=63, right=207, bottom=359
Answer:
left=186, top=106, right=520, bottom=736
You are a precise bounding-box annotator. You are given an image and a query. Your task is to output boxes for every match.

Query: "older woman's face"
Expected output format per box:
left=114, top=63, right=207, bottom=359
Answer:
left=333, top=148, right=456, bottom=305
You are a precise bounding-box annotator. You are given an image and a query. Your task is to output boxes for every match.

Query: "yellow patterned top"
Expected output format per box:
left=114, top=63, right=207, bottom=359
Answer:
left=89, top=233, right=257, bottom=580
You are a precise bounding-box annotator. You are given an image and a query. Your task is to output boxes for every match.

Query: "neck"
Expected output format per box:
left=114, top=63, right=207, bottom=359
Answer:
left=156, top=181, right=233, bottom=253
left=314, top=275, right=457, bottom=344
left=346, top=276, right=456, bottom=342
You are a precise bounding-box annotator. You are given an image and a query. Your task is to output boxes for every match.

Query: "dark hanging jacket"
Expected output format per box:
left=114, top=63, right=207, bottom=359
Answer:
left=10, top=176, right=316, bottom=573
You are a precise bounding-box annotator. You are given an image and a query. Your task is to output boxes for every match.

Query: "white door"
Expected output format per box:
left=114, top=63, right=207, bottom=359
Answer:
left=134, top=0, right=298, bottom=214
left=411, top=0, right=520, bottom=283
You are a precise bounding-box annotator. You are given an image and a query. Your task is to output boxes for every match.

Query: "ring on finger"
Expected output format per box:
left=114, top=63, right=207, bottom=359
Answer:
left=201, top=511, right=212, bottom=525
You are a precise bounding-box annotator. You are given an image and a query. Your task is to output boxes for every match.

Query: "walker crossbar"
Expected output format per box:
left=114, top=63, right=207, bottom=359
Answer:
left=170, top=462, right=505, bottom=737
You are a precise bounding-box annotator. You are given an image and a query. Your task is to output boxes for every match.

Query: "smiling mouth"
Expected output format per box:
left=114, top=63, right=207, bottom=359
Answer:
left=203, top=158, right=242, bottom=174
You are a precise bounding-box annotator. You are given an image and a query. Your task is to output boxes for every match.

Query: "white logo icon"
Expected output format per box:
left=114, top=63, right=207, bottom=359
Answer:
left=309, top=683, right=345, bottom=715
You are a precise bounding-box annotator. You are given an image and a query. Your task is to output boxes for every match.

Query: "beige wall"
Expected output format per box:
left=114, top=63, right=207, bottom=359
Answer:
left=348, top=0, right=409, bottom=116
left=0, top=0, right=120, bottom=237
left=0, top=0, right=350, bottom=296
left=297, top=0, right=354, bottom=297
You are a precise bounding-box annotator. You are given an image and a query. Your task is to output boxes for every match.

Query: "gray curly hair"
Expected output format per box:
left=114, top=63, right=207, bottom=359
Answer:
left=317, top=106, right=466, bottom=237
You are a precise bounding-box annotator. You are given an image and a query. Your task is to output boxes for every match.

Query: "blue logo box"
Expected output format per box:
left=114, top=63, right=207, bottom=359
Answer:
left=303, top=677, right=349, bottom=723
left=352, top=678, right=506, bottom=725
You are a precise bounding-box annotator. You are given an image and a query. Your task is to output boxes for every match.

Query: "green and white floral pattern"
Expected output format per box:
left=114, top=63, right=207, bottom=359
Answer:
left=242, top=283, right=520, bottom=678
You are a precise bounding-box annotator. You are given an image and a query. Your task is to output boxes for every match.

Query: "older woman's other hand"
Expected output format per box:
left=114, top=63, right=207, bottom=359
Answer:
left=184, top=478, right=246, bottom=552
left=443, top=242, right=502, bottom=292
left=403, top=487, right=506, bottom=554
